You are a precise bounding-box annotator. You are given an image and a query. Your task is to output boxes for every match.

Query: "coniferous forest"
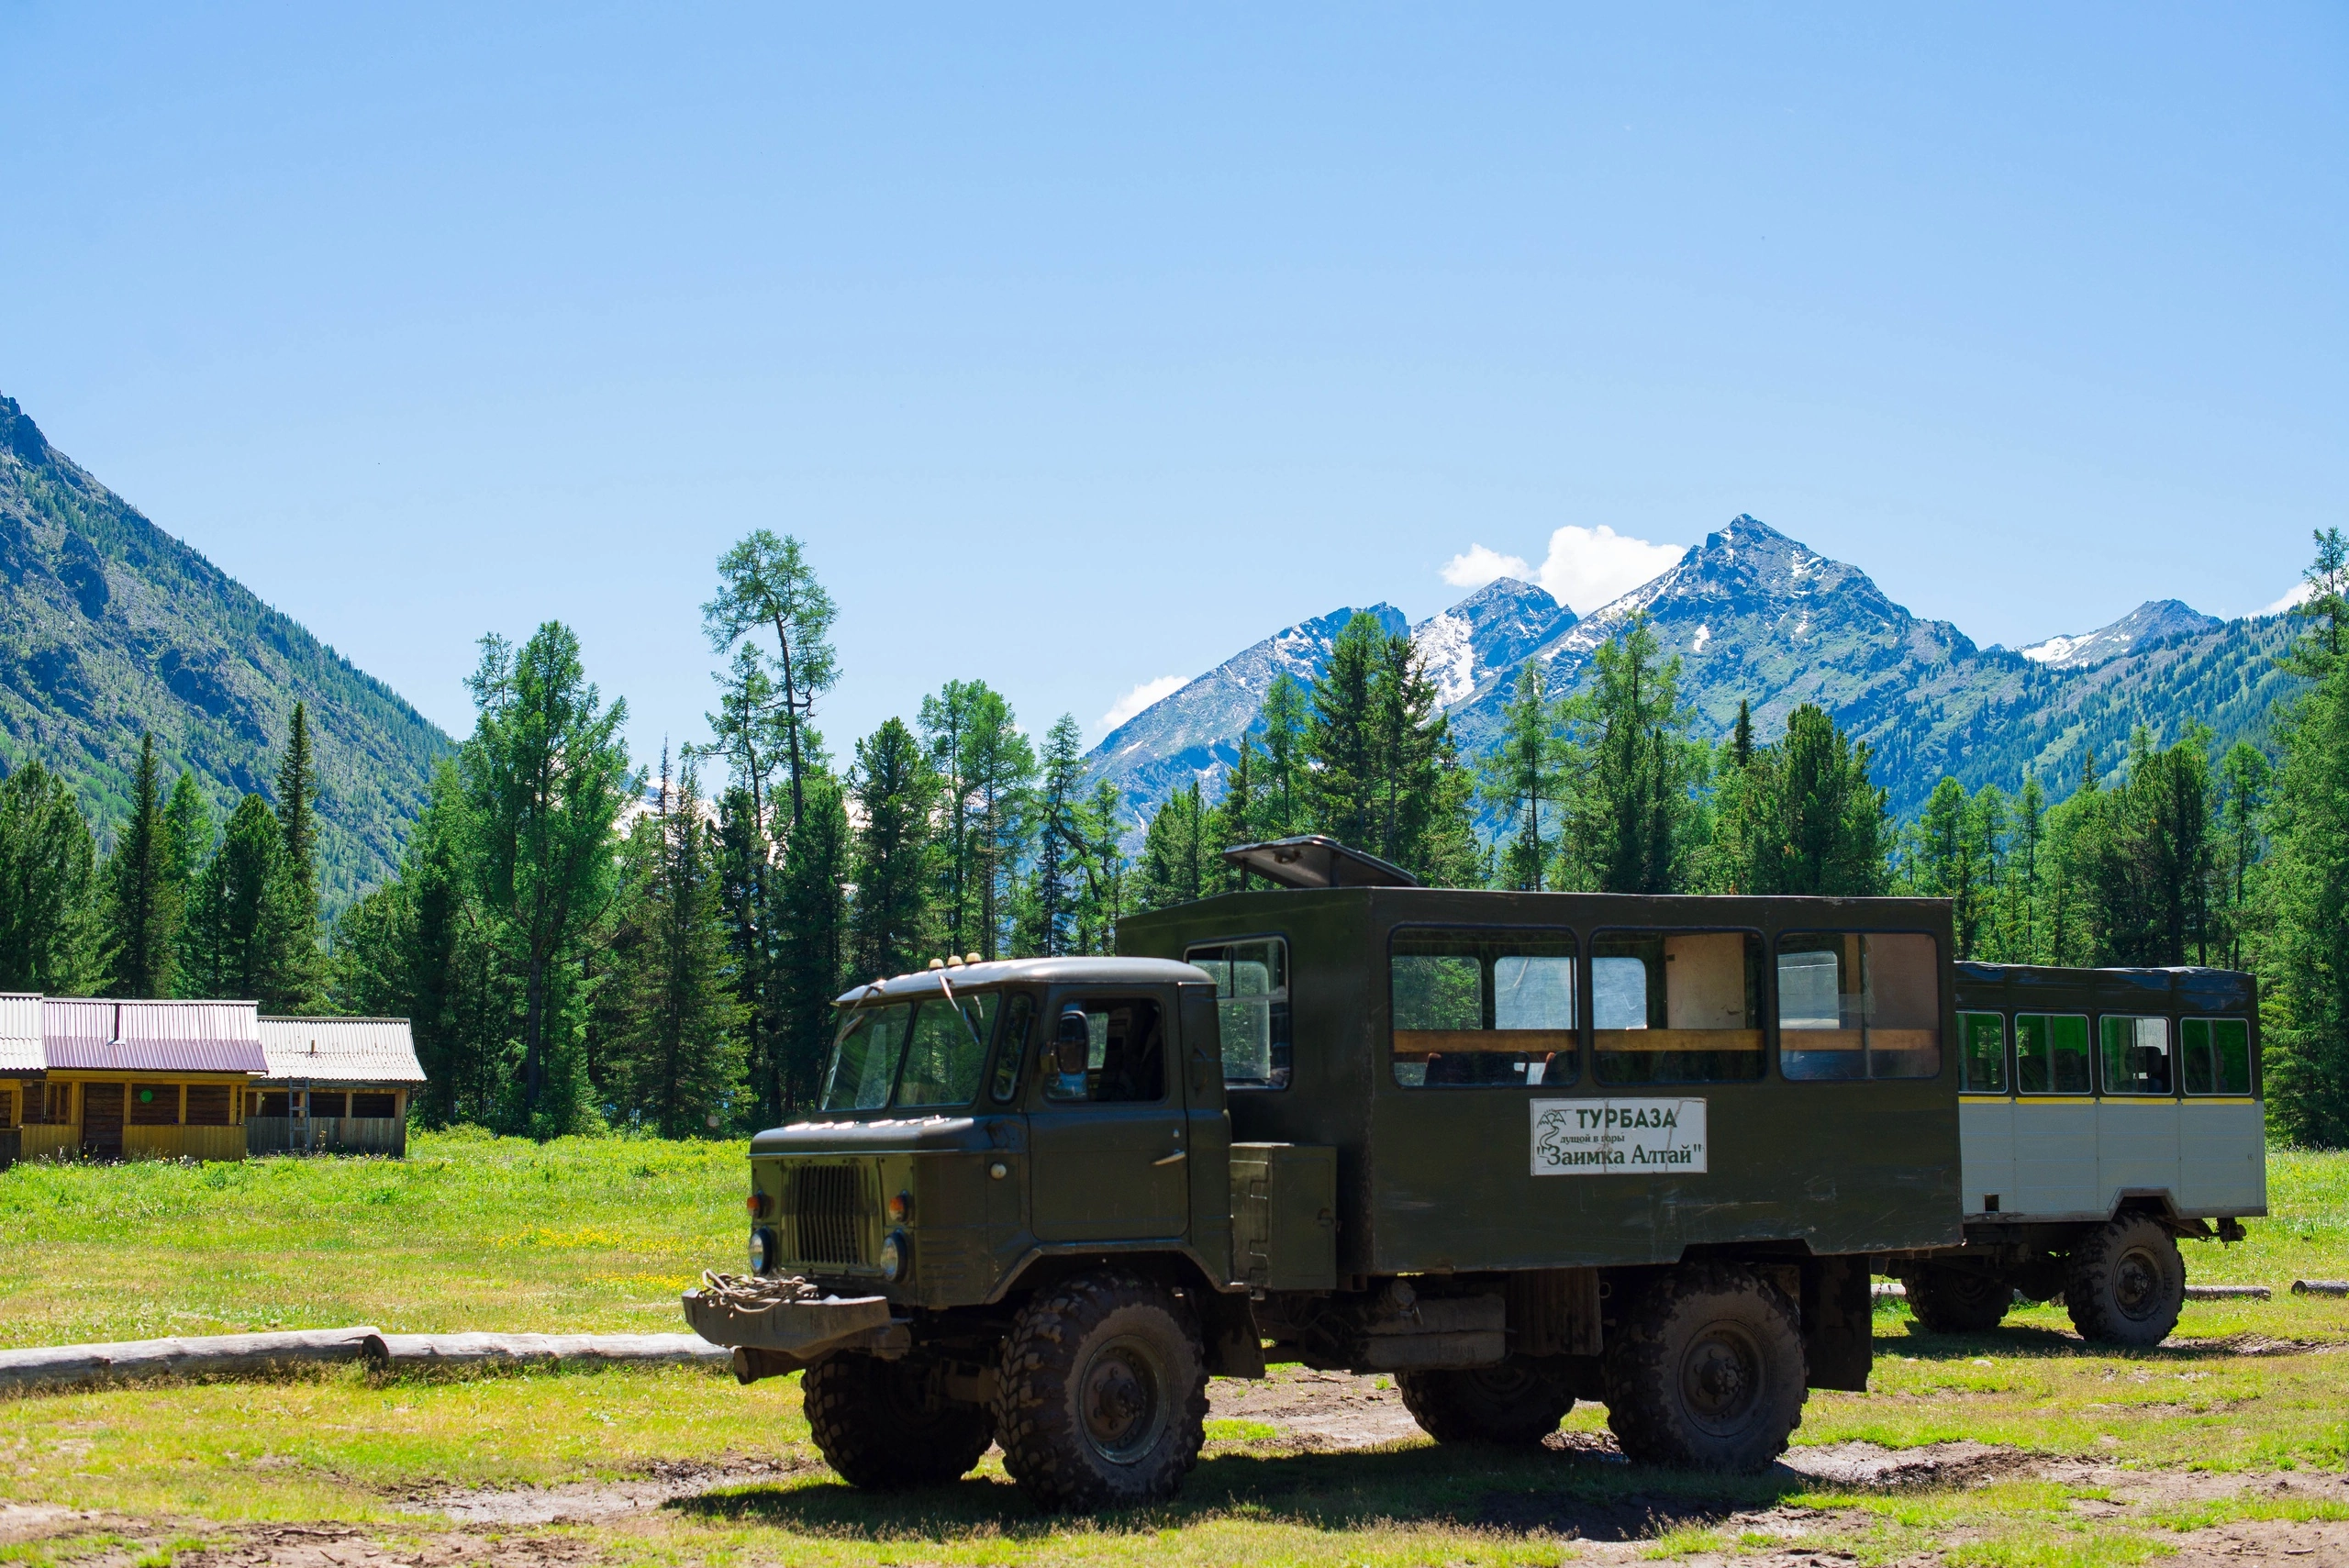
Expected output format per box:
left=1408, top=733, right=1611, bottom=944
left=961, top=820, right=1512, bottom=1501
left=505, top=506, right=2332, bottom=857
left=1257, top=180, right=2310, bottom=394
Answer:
left=2, top=528, right=2344, bottom=1149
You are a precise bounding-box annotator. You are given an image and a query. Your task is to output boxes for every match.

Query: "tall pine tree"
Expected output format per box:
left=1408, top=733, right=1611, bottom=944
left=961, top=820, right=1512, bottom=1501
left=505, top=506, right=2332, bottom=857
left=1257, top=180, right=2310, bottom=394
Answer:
left=851, top=717, right=940, bottom=982
left=103, top=735, right=184, bottom=998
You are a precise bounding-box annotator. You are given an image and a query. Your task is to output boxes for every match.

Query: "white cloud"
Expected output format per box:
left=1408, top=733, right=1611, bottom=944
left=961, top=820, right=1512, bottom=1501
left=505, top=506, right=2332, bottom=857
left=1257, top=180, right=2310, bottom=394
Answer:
left=1533, top=524, right=1687, bottom=614
left=2262, top=580, right=2314, bottom=617
left=1440, top=543, right=1534, bottom=590
left=1098, top=674, right=1187, bottom=732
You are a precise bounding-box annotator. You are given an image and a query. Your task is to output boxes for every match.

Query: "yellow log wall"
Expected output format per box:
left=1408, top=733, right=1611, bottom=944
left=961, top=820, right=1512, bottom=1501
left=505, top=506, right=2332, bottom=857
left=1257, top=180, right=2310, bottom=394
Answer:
left=122, top=1125, right=247, bottom=1162
left=21, top=1127, right=81, bottom=1162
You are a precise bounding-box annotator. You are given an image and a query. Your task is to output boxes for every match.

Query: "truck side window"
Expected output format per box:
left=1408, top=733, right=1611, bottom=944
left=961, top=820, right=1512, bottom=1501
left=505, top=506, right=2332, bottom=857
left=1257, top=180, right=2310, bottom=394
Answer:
left=987, top=994, right=1036, bottom=1104
left=2180, top=1018, right=2252, bottom=1096
left=1388, top=928, right=1575, bottom=1088
left=2014, top=1013, right=2091, bottom=1094
left=2099, top=1016, right=2173, bottom=1095
left=1041, top=998, right=1165, bottom=1104
left=1776, top=932, right=1942, bottom=1081
left=1957, top=1012, right=2007, bottom=1093
left=1186, top=938, right=1292, bottom=1090
left=1590, top=929, right=1761, bottom=1084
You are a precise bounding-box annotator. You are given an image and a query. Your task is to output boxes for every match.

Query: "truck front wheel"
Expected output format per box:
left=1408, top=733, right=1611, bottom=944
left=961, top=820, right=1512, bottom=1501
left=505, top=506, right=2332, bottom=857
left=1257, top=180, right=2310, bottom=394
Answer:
left=1397, top=1358, right=1574, bottom=1446
left=1901, top=1266, right=2012, bottom=1334
left=1603, top=1264, right=1806, bottom=1473
left=994, top=1272, right=1208, bottom=1511
left=2065, top=1217, right=2185, bottom=1347
left=801, top=1351, right=996, bottom=1489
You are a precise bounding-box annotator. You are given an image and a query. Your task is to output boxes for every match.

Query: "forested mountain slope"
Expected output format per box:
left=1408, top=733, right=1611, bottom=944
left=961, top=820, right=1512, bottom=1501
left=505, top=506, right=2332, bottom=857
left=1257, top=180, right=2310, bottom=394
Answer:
left=1092, top=512, right=2301, bottom=828
left=0, top=393, right=452, bottom=907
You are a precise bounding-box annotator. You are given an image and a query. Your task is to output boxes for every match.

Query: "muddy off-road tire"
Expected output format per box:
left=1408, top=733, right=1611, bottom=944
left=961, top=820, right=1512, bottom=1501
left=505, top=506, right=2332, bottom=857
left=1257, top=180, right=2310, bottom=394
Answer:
left=1397, top=1358, right=1575, bottom=1446
left=1901, top=1266, right=2014, bottom=1334
left=1602, top=1263, right=1807, bottom=1473
left=993, top=1272, right=1208, bottom=1512
left=2065, top=1216, right=2186, bottom=1347
left=801, top=1351, right=995, bottom=1489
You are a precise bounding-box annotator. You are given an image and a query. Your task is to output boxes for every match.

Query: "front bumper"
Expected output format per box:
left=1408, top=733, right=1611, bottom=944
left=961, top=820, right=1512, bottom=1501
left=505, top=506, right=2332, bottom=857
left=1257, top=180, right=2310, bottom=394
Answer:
left=682, top=1284, right=898, bottom=1379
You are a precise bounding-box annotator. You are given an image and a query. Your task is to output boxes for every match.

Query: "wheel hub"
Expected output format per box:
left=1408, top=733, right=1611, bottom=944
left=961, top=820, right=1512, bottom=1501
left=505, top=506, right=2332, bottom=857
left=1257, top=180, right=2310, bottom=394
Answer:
left=2114, top=1248, right=2160, bottom=1318
left=1681, top=1323, right=1765, bottom=1435
left=1079, top=1336, right=1168, bottom=1464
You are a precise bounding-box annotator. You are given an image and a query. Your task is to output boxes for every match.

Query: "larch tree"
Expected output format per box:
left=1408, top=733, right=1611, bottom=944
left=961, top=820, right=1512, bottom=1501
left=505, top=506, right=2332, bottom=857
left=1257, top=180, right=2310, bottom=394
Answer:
left=104, top=735, right=184, bottom=998
left=851, top=717, right=941, bottom=983
left=703, top=531, right=840, bottom=831
left=616, top=756, right=746, bottom=1136
left=1134, top=778, right=1213, bottom=912
left=1254, top=673, right=1312, bottom=840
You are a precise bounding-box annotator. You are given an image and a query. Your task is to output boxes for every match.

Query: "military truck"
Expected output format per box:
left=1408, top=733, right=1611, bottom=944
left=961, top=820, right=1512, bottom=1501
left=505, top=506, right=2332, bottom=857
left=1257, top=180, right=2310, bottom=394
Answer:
left=1885, top=962, right=2264, bottom=1344
left=686, top=838, right=1990, bottom=1509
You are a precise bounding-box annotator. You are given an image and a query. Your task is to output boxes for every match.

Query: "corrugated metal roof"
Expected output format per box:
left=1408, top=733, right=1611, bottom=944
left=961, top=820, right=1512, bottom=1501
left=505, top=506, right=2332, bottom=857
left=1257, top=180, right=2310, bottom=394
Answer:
left=0, top=993, right=41, bottom=1074
left=255, top=1017, right=426, bottom=1084
left=42, top=999, right=268, bottom=1073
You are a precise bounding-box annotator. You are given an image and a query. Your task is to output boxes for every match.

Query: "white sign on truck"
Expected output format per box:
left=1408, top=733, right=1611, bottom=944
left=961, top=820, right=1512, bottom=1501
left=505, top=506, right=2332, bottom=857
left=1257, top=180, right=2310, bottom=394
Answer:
left=1531, top=1097, right=1708, bottom=1175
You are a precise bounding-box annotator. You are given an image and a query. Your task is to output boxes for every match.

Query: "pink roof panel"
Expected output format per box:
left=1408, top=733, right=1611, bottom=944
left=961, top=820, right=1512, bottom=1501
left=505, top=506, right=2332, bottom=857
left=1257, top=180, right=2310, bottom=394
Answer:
left=42, top=999, right=267, bottom=1073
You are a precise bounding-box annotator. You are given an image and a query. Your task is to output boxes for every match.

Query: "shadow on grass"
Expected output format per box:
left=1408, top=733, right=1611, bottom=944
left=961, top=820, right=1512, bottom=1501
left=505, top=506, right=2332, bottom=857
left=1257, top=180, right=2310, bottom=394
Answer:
left=1876, top=1326, right=2335, bottom=1362
left=671, top=1441, right=1810, bottom=1541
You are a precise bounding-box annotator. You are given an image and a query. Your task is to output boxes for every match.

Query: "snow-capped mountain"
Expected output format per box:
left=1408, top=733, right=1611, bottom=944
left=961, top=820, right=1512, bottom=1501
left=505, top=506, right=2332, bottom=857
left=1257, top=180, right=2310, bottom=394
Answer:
left=2015, top=600, right=2221, bottom=671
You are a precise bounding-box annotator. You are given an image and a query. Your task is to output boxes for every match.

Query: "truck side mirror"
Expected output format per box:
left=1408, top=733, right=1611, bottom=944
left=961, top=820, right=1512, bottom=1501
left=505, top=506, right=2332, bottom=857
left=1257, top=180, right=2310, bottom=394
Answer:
left=1054, top=1010, right=1091, bottom=1075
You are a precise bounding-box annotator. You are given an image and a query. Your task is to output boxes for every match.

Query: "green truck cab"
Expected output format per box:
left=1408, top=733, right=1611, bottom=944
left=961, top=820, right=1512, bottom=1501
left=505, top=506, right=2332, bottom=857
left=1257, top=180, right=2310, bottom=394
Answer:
left=685, top=840, right=1979, bottom=1509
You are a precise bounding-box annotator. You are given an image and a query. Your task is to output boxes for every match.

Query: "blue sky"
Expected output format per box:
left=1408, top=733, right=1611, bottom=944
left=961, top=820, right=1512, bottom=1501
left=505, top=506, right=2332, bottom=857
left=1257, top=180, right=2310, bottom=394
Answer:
left=3, top=5, right=2343, bottom=767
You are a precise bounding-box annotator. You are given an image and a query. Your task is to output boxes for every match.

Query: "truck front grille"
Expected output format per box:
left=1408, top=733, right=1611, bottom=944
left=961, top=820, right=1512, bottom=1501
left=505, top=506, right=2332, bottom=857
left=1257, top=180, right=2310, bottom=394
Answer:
left=785, top=1163, right=874, bottom=1269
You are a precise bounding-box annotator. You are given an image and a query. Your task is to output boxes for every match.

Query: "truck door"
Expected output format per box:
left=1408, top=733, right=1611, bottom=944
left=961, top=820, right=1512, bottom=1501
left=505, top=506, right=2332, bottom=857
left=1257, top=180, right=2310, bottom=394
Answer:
left=1028, top=990, right=1190, bottom=1243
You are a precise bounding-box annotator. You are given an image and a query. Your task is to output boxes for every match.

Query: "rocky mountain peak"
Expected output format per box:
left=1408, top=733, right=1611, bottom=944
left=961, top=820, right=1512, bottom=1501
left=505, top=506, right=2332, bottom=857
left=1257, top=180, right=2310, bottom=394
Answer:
left=2017, top=599, right=2221, bottom=672
left=1410, top=577, right=1574, bottom=707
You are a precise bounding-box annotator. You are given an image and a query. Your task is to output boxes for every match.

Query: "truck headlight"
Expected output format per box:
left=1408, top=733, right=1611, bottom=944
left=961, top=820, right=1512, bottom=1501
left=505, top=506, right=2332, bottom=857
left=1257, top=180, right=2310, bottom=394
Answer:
left=879, top=1229, right=907, bottom=1282
left=748, top=1227, right=777, bottom=1274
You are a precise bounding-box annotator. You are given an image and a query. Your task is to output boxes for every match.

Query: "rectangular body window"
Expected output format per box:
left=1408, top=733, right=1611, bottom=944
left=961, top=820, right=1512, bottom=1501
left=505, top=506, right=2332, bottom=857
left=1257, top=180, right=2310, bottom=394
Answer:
left=820, top=1002, right=914, bottom=1111
left=2099, top=1015, right=2174, bottom=1096
left=2180, top=1018, right=2252, bottom=1096
left=1776, top=932, right=1942, bottom=1081
left=1041, top=998, right=1165, bottom=1104
left=2014, top=1013, right=2092, bottom=1095
left=1389, top=929, right=1577, bottom=1088
left=1958, top=1012, right=2007, bottom=1093
left=897, top=992, right=1001, bottom=1108
left=1187, top=938, right=1293, bottom=1089
left=987, top=993, right=1037, bottom=1103
left=1591, top=929, right=1762, bottom=1084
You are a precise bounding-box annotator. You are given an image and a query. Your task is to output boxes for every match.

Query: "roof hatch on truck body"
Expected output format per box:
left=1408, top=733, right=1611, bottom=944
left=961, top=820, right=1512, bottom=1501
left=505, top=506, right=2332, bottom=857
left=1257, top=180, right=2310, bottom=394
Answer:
left=1121, top=886, right=1965, bottom=1279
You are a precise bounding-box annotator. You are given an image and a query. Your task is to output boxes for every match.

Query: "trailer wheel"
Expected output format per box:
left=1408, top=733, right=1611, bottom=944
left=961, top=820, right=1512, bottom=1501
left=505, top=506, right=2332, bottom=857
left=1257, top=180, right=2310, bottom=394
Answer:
left=2065, top=1216, right=2185, bottom=1347
left=1900, top=1266, right=2012, bottom=1334
left=801, top=1351, right=996, bottom=1489
left=1603, top=1264, right=1806, bottom=1473
left=1396, top=1358, right=1575, bottom=1446
left=994, top=1271, right=1208, bottom=1512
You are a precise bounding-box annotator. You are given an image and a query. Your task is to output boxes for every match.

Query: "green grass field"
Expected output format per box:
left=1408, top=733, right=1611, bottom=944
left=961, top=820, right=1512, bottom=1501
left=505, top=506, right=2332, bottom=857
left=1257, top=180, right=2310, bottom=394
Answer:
left=0, top=1133, right=2340, bottom=1567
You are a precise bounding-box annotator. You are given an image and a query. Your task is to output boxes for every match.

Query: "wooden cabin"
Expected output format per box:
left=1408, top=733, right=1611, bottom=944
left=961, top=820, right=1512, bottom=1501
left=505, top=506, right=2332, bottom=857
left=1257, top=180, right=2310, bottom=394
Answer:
left=30, top=999, right=265, bottom=1161
left=0, top=994, right=39, bottom=1167
left=250, top=1017, right=424, bottom=1156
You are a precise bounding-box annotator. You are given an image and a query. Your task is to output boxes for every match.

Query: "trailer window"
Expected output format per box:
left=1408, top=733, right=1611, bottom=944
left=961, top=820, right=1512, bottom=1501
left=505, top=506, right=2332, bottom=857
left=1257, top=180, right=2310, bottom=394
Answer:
left=2180, top=1018, right=2252, bottom=1096
left=819, top=1002, right=914, bottom=1111
left=897, top=992, right=1001, bottom=1108
left=1186, top=938, right=1292, bottom=1090
left=1776, top=932, right=1942, bottom=1080
left=1389, top=929, right=1577, bottom=1088
left=2099, top=1016, right=2173, bottom=1095
left=2014, top=1013, right=2091, bottom=1094
left=1958, top=1012, right=2007, bottom=1093
left=1591, top=930, right=1763, bottom=1084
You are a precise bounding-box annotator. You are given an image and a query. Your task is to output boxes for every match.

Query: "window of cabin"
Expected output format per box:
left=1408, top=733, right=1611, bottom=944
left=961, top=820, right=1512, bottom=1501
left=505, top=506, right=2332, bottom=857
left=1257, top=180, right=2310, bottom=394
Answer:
left=2014, top=1014, right=2092, bottom=1095
left=309, top=1091, right=350, bottom=1118
left=1388, top=929, right=1577, bottom=1088
left=351, top=1092, right=398, bottom=1118
left=1187, top=938, right=1293, bottom=1090
left=47, top=1084, right=72, bottom=1123
left=1776, top=932, right=1942, bottom=1081
left=128, top=1084, right=181, bottom=1126
left=987, top=993, right=1037, bottom=1104
left=2099, top=1016, right=2174, bottom=1096
left=184, top=1085, right=232, bottom=1126
left=821, top=1002, right=915, bottom=1111
left=1958, top=1012, right=2007, bottom=1093
left=1591, top=930, right=1763, bottom=1084
left=2180, top=1018, right=2253, bottom=1096
left=896, top=992, right=1000, bottom=1108
left=1041, top=998, right=1165, bottom=1104
left=257, top=1090, right=291, bottom=1118
left=0, top=1089, right=14, bottom=1128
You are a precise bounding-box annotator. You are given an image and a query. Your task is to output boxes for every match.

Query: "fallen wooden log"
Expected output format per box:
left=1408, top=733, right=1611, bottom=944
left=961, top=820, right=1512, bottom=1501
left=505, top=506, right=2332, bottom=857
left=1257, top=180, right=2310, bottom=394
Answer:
left=0, top=1327, right=381, bottom=1396
left=362, top=1331, right=731, bottom=1369
left=2288, top=1279, right=2349, bottom=1297
left=2183, top=1284, right=2270, bottom=1300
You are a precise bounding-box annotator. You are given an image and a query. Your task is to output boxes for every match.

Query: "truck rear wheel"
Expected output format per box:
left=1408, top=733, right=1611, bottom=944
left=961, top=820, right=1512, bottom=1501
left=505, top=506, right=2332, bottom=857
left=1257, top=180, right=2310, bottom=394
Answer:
left=1901, top=1266, right=2012, bottom=1334
left=1397, top=1358, right=1574, bottom=1446
left=801, top=1351, right=995, bottom=1489
left=2065, top=1216, right=2185, bottom=1347
left=994, top=1272, right=1208, bottom=1512
left=1603, top=1264, right=1806, bottom=1473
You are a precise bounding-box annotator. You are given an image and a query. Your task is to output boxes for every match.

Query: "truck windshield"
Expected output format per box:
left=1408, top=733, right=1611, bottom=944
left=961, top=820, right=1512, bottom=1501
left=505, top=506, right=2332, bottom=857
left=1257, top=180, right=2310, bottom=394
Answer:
left=819, top=993, right=1003, bottom=1112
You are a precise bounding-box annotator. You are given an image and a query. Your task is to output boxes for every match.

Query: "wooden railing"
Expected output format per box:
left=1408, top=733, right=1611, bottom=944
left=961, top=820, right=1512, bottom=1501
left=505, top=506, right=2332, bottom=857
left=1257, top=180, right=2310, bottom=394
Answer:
left=246, top=1117, right=407, bottom=1157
